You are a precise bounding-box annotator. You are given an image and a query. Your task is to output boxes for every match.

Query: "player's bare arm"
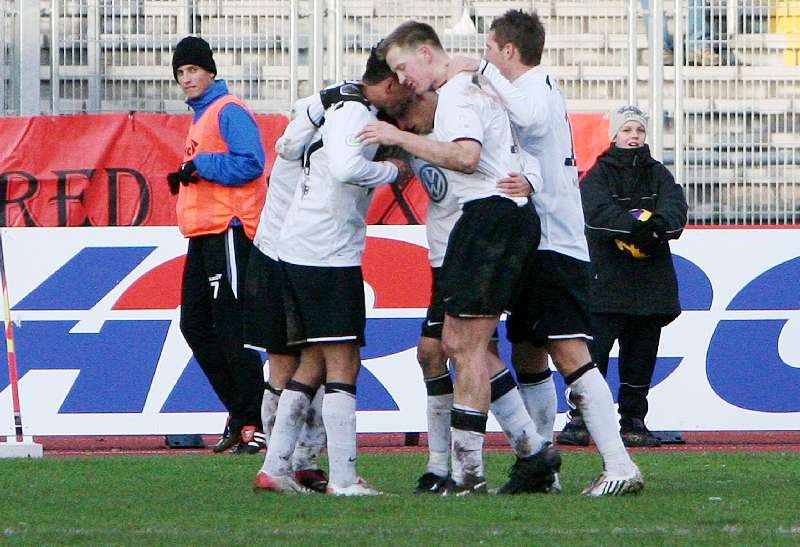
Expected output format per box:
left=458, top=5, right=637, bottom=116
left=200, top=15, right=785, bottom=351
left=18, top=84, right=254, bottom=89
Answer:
left=359, top=120, right=480, bottom=174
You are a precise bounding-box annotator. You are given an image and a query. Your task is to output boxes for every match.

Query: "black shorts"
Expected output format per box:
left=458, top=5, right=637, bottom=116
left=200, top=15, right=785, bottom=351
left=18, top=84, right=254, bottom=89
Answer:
left=441, top=197, right=540, bottom=318
left=506, top=250, right=593, bottom=347
left=242, top=249, right=299, bottom=355
left=421, top=267, right=446, bottom=339
left=281, top=262, right=366, bottom=346
left=421, top=267, right=499, bottom=341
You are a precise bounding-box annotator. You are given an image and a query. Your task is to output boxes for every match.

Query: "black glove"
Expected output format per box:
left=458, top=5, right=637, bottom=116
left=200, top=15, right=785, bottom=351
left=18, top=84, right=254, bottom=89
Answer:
left=166, top=160, right=198, bottom=195
left=629, top=220, right=664, bottom=256
left=644, top=214, right=669, bottom=238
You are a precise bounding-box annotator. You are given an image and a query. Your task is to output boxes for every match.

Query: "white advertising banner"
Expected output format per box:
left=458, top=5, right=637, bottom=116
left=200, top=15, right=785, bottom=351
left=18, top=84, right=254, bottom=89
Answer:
left=0, top=226, right=798, bottom=435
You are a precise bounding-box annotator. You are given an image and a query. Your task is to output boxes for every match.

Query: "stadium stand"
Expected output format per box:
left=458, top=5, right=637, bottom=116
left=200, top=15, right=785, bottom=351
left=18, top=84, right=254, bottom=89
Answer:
left=1, top=0, right=798, bottom=223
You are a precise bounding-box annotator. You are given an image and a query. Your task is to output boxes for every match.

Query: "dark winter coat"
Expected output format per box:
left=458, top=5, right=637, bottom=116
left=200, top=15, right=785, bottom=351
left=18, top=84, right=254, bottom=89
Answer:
left=580, top=144, right=688, bottom=320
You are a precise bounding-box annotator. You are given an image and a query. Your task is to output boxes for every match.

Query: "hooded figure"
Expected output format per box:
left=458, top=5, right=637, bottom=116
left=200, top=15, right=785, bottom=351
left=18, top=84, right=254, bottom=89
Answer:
left=563, top=105, right=688, bottom=448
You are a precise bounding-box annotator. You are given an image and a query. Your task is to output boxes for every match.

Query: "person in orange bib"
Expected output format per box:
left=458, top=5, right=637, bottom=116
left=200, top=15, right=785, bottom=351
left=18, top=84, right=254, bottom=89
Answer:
left=169, top=36, right=267, bottom=454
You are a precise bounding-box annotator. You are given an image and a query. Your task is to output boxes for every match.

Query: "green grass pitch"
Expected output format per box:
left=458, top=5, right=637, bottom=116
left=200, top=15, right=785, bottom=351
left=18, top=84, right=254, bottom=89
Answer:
left=2, top=451, right=799, bottom=545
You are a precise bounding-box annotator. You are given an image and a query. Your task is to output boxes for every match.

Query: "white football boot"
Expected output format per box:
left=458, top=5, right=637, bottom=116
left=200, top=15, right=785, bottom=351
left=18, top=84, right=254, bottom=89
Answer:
left=581, top=465, right=644, bottom=497
left=325, top=477, right=382, bottom=496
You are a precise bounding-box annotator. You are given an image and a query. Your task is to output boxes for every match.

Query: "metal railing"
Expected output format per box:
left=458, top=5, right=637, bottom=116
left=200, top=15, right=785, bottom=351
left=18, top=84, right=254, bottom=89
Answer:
left=2, top=0, right=799, bottom=223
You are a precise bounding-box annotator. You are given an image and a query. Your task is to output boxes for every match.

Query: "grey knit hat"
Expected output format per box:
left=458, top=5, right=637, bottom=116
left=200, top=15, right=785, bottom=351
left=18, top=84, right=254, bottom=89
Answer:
left=609, top=105, right=648, bottom=140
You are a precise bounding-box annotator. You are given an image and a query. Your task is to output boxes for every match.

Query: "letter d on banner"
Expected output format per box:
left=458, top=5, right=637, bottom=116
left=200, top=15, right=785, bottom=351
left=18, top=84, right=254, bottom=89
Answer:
left=0, top=229, right=43, bottom=458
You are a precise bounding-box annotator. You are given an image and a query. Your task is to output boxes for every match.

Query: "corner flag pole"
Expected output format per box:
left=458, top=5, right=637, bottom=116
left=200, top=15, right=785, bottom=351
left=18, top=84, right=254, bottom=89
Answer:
left=0, top=229, right=24, bottom=442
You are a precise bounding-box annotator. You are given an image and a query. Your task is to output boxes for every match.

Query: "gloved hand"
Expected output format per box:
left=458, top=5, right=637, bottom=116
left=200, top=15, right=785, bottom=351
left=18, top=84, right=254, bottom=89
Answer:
left=643, top=214, right=668, bottom=238
left=167, top=160, right=198, bottom=195
left=629, top=220, right=665, bottom=256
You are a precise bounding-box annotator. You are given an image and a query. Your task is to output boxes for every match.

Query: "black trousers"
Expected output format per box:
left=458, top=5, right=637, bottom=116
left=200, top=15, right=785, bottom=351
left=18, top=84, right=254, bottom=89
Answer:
left=581, top=313, right=663, bottom=424
left=180, top=226, right=264, bottom=432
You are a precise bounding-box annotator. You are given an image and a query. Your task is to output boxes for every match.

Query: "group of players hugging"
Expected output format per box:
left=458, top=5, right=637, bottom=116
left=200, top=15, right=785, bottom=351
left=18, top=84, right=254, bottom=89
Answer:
left=169, top=8, right=687, bottom=498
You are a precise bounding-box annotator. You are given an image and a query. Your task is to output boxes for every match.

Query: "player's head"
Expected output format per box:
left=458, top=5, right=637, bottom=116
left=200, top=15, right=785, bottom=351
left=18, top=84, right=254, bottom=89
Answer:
left=362, top=41, right=414, bottom=118
left=172, top=36, right=217, bottom=99
left=379, top=21, right=446, bottom=94
left=396, top=91, right=438, bottom=134
left=610, top=105, right=648, bottom=148
left=486, top=10, right=545, bottom=72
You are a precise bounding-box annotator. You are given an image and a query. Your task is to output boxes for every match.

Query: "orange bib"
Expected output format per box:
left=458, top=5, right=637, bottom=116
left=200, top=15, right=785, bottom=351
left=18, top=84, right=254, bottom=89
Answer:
left=176, top=94, right=266, bottom=239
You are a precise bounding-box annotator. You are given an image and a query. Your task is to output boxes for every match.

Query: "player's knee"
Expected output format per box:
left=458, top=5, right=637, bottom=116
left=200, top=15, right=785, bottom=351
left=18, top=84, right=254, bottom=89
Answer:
left=417, top=345, right=448, bottom=377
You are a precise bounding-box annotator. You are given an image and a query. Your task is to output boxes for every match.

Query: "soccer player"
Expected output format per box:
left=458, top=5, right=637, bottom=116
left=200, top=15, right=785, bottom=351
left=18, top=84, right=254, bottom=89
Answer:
left=391, top=92, right=548, bottom=494
left=243, top=94, right=332, bottom=491
left=360, top=21, right=561, bottom=495
left=253, top=47, right=413, bottom=496
left=169, top=36, right=266, bottom=455
left=446, top=10, right=644, bottom=496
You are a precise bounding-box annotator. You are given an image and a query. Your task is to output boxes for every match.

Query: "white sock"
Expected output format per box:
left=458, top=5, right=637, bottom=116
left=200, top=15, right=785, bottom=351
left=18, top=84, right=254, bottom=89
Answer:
left=262, top=389, right=310, bottom=476
left=292, top=386, right=326, bottom=472
left=426, top=393, right=452, bottom=477
left=450, top=428, right=485, bottom=484
left=570, top=367, right=635, bottom=476
left=260, top=384, right=281, bottom=445
left=323, top=389, right=358, bottom=488
left=450, top=404, right=486, bottom=483
left=491, top=388, right=546, bottom=458
left=519, top=376, right=557, bottom=442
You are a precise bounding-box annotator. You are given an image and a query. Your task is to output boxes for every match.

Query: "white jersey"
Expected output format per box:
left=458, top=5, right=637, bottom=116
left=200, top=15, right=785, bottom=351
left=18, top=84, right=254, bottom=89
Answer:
left=277, top=99, right=398, bottom=267
left=253, top=156, right=303, bottom=260
left=412, top=132, right=541, bottom=267
left=481, top=62, right=590, bottom=262
left=433, top=73, right=533, bottom=207
left=276, top=81, right=361, bottom=161
left=410, top=153, right=461, bottom=268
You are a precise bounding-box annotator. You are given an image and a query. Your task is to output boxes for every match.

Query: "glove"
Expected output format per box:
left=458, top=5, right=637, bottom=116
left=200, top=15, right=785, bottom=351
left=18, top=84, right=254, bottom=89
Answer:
left=629, top=219, right=664, bottom=256
left=644, top=214, right=668, bottom=238
left=166, top=160, right=198, bottom=195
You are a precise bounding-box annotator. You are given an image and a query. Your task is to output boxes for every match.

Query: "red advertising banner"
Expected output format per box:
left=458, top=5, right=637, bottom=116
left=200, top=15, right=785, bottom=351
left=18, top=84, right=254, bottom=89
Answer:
left=1, top=112, right=607, bottom=227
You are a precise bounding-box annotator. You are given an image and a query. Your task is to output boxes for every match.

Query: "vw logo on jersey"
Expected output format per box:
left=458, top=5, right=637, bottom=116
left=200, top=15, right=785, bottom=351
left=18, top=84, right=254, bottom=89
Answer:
left=419, top=164, right=448, bottom=203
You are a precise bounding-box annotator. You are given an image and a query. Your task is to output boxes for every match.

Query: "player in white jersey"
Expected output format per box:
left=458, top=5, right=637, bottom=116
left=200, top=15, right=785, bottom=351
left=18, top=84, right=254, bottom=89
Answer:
left=250, top=80, right=415, bottom=493
left=361, top=21, right=560, bottom=495
left=243, top=93, right=336, bottom=493
left=396, top=91, right=556, bottom=494
left=447, top=9, right=643, bottom=496
left=254, top=47, right=413, bottom=496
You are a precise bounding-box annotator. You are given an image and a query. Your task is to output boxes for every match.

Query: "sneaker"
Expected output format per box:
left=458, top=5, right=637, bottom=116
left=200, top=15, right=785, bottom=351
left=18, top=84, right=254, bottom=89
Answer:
left=211, top=421, right=241, bottom=453
left=253, top=471, right=313, bottom=494
left=549, top=472, right=562, bottom=494
left=441, top=474, right=488, bottom=496
left=413, top=472, right=449, bottom=494
left=233, top=426, right=266, bottom=455
left=294, top=469, right=329, bottom=493
left=620, top=418, right=662, bottom=448
left=581, top=465, right=644, bottom=497
left=326, top=477, right=382, bottom=496
left=494, top=443, right=562, bottom=495
left=556, top=416, right=590, bottom=446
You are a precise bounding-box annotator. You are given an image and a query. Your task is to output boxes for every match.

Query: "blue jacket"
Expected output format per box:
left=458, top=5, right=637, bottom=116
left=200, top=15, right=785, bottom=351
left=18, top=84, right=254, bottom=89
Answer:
left=186, top=80, right=265, bottom=186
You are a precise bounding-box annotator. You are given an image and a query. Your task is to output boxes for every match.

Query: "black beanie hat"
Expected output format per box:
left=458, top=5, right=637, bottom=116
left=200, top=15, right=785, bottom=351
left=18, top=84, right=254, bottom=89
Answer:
left=172, top=36, right=217, bottom=82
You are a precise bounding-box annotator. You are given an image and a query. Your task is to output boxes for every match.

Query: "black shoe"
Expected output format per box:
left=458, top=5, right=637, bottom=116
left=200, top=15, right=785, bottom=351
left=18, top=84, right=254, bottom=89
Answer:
left=211, top=423, right=241, bottom=453
left=440, top=474, right=488, bottom=496
left=414, top=472, right=449, bottom=494
left=294, top=469, right=329, bottom=493
left=620, top=418, right=661, bottom=448
left=232, top=426, right=266, bottom=455
left=556, top=416, right=591, bottom=446
left=494, top=443, right=562, bottom=495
